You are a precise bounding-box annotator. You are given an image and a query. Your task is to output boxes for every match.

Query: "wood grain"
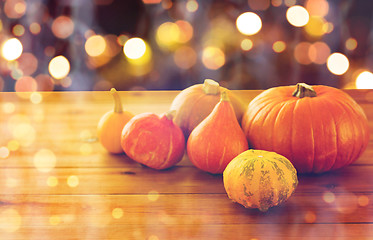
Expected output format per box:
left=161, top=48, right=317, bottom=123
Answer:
left=0, top=89, right=372, bottom=239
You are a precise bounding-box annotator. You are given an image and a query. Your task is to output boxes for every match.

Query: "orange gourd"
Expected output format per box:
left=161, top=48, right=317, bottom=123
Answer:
left=242, top=83, right=370, bottom=173
left=121, top=110, right=185, bottom=170
left=187, top=91, right=249, bottom=174
left=170, top=79, right=246, bottom=138
left=97, top=88, right=134, bottom=154
left=223, top=149, right=298, bottom=212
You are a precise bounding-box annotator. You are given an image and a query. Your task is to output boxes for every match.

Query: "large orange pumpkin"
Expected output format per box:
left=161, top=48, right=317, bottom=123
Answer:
left=242, top=83, right=370, bottom=173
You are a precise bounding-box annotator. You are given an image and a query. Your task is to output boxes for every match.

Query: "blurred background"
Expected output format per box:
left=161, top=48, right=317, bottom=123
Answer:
left=0, top=0, right=372, bottom=92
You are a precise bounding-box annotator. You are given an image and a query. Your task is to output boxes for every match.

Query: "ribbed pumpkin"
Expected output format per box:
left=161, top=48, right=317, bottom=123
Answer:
left=187, top=91, right=249, bottom=174
left=97, top=88, right=134, bottom=154
left=242, top=83, right=370, bottom=173
left=170, top=79, right=246, bottom=138
left=121, top=110, right=185, bottom=170
left=223, top=149, right=298, bottom=212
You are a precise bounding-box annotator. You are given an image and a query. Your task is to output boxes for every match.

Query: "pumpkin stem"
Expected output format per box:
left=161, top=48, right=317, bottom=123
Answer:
left=220, top=91, right=230, bottom=102
left=110, top=88, right=123, bottom=113
left=164, top=110, right=176, bottom=120
left=292, top=83, right=317, bottom=98
left=202, top=79, right=220, bottom=95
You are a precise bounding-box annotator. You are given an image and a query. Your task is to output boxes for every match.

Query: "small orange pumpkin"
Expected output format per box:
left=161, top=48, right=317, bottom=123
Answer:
left=242, top=83, right=370, bottom=173
left=97, top=88, right=134, bottom=154
left=170, top=79, right=246, bottom=138
left=121, top=110, right=185, bottom=170
left=187, top=91, right=249, bottom=174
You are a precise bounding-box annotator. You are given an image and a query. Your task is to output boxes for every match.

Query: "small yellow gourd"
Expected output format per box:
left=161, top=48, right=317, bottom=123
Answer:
left=97, top=88, right=134, bottom=154
left=223, top=150, right=298, bottom=212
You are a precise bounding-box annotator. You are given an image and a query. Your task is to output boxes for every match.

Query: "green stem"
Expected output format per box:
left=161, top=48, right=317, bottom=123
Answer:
left=111, top=88, right=123, bottom=113
left=220, top=91, right=230, bottom=102
left=292, top=83, right=317, bottom=98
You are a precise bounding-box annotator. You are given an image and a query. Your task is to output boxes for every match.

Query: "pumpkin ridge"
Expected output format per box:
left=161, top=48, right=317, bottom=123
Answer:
left=335, top=96, right=370, bottom=166
left=271, top=101, right=289, bottom=151
left=159, top=130, right=173, bottom=169
left=306, top=98, right=316, bottom=171
left=243, top=96, right=275, bottom=139
left=334, top=99, right=359, bottom=168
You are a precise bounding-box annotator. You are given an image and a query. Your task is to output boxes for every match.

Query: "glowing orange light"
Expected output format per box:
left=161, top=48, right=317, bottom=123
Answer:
left=271, top=0, right=282, bottom=7
left=294, top=42, right=312, bottom=65
left=17, top=53, right=38, bottom=76
left=202, top=46, right=225, bottom=70
left=175, top=20, right=193, bottom=43
left=52, top=16, right=75, bottom=39
left=15, top=76, right=38, bottom=92
left=4, top=0, right=26, bottom=19
left=142, top=0, right=161, bottom=3
left=308, top=41, right=330, bottom=64
left=272, top=41, right=286, bottom=53
left=248, top=0, right=270, bottom=10
left=29, top=22, right=41, bottom=35
left=304, top=16, right=326, bottom=37
left=241, top=39, right=253, bottom=51
left=85, top=35, right=106, bottom=57
left=305, top=0, right=329, bottom=17
left=174, top=46, right=197, bottom=69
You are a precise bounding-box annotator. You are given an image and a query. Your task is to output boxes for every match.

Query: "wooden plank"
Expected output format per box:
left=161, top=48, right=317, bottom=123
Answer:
left=1, top=164, right=373, bottom=195
left=0, top=193, right=372, bottom=225
left=0, top=223, right=371, bottom=240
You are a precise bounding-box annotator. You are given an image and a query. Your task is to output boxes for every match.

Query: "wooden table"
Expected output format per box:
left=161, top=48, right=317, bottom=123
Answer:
left=0, top=89, right=372, bottom=239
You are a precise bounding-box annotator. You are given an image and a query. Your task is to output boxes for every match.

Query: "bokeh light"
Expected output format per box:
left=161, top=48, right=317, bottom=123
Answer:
left=12, top=24, right=25, bottom=36
left=1, top=38, right=23, bottom=61
left=241, top=39, right=253, bottom=51
left=4, top=0, right=26, bottom=19
left=0, top=208, right=22, bottom=233
left=202, top=46, right=225, bottom=70
left=48, top=55, right=70, bottom=79
left=29, top=22, right=41, bottom=35
left=308, top=41, right=330, bottom=64
left=346, top=38, right=358, bottom=51
left=67, top=175, right=79, bottom=188
left=0, top=146, right=10, bottom=159
left=174, top=46, right=197, bottom=69
left=85, top=35, right=106, bottom=57
left=305, top=0, right=329, bottom=17
left=327, top=52, right=349, bottom=75
left=33, top=149, right=57, bottom=173
left=186, top=0, right=198, bottom=12
left=156, top=22, right=181, bottom=50
left=304, top=16, right=326, bottom=37
left=294, top=42, right=312, bottom=65
left=356, top=71, right=373, bottom=89
left=286, top=5, right=309, bottom=27
left=52, top=16, right=75, bottom=39
left=248, top=0, right=270, bottom=11
left=123, top=37, right=146, bottom=60
left=47, top=176, right=59, bottom=187
left=272, top=41, right=286, bottom=53
left=17, top=52, right=38, bottom=76
left=148, top=190, right=160, bottom=201
left=112, top=208, right=124, bottom=219
left=236, top=12, right=262, bottom=36
left=15, top=76, right=37, bottom=92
